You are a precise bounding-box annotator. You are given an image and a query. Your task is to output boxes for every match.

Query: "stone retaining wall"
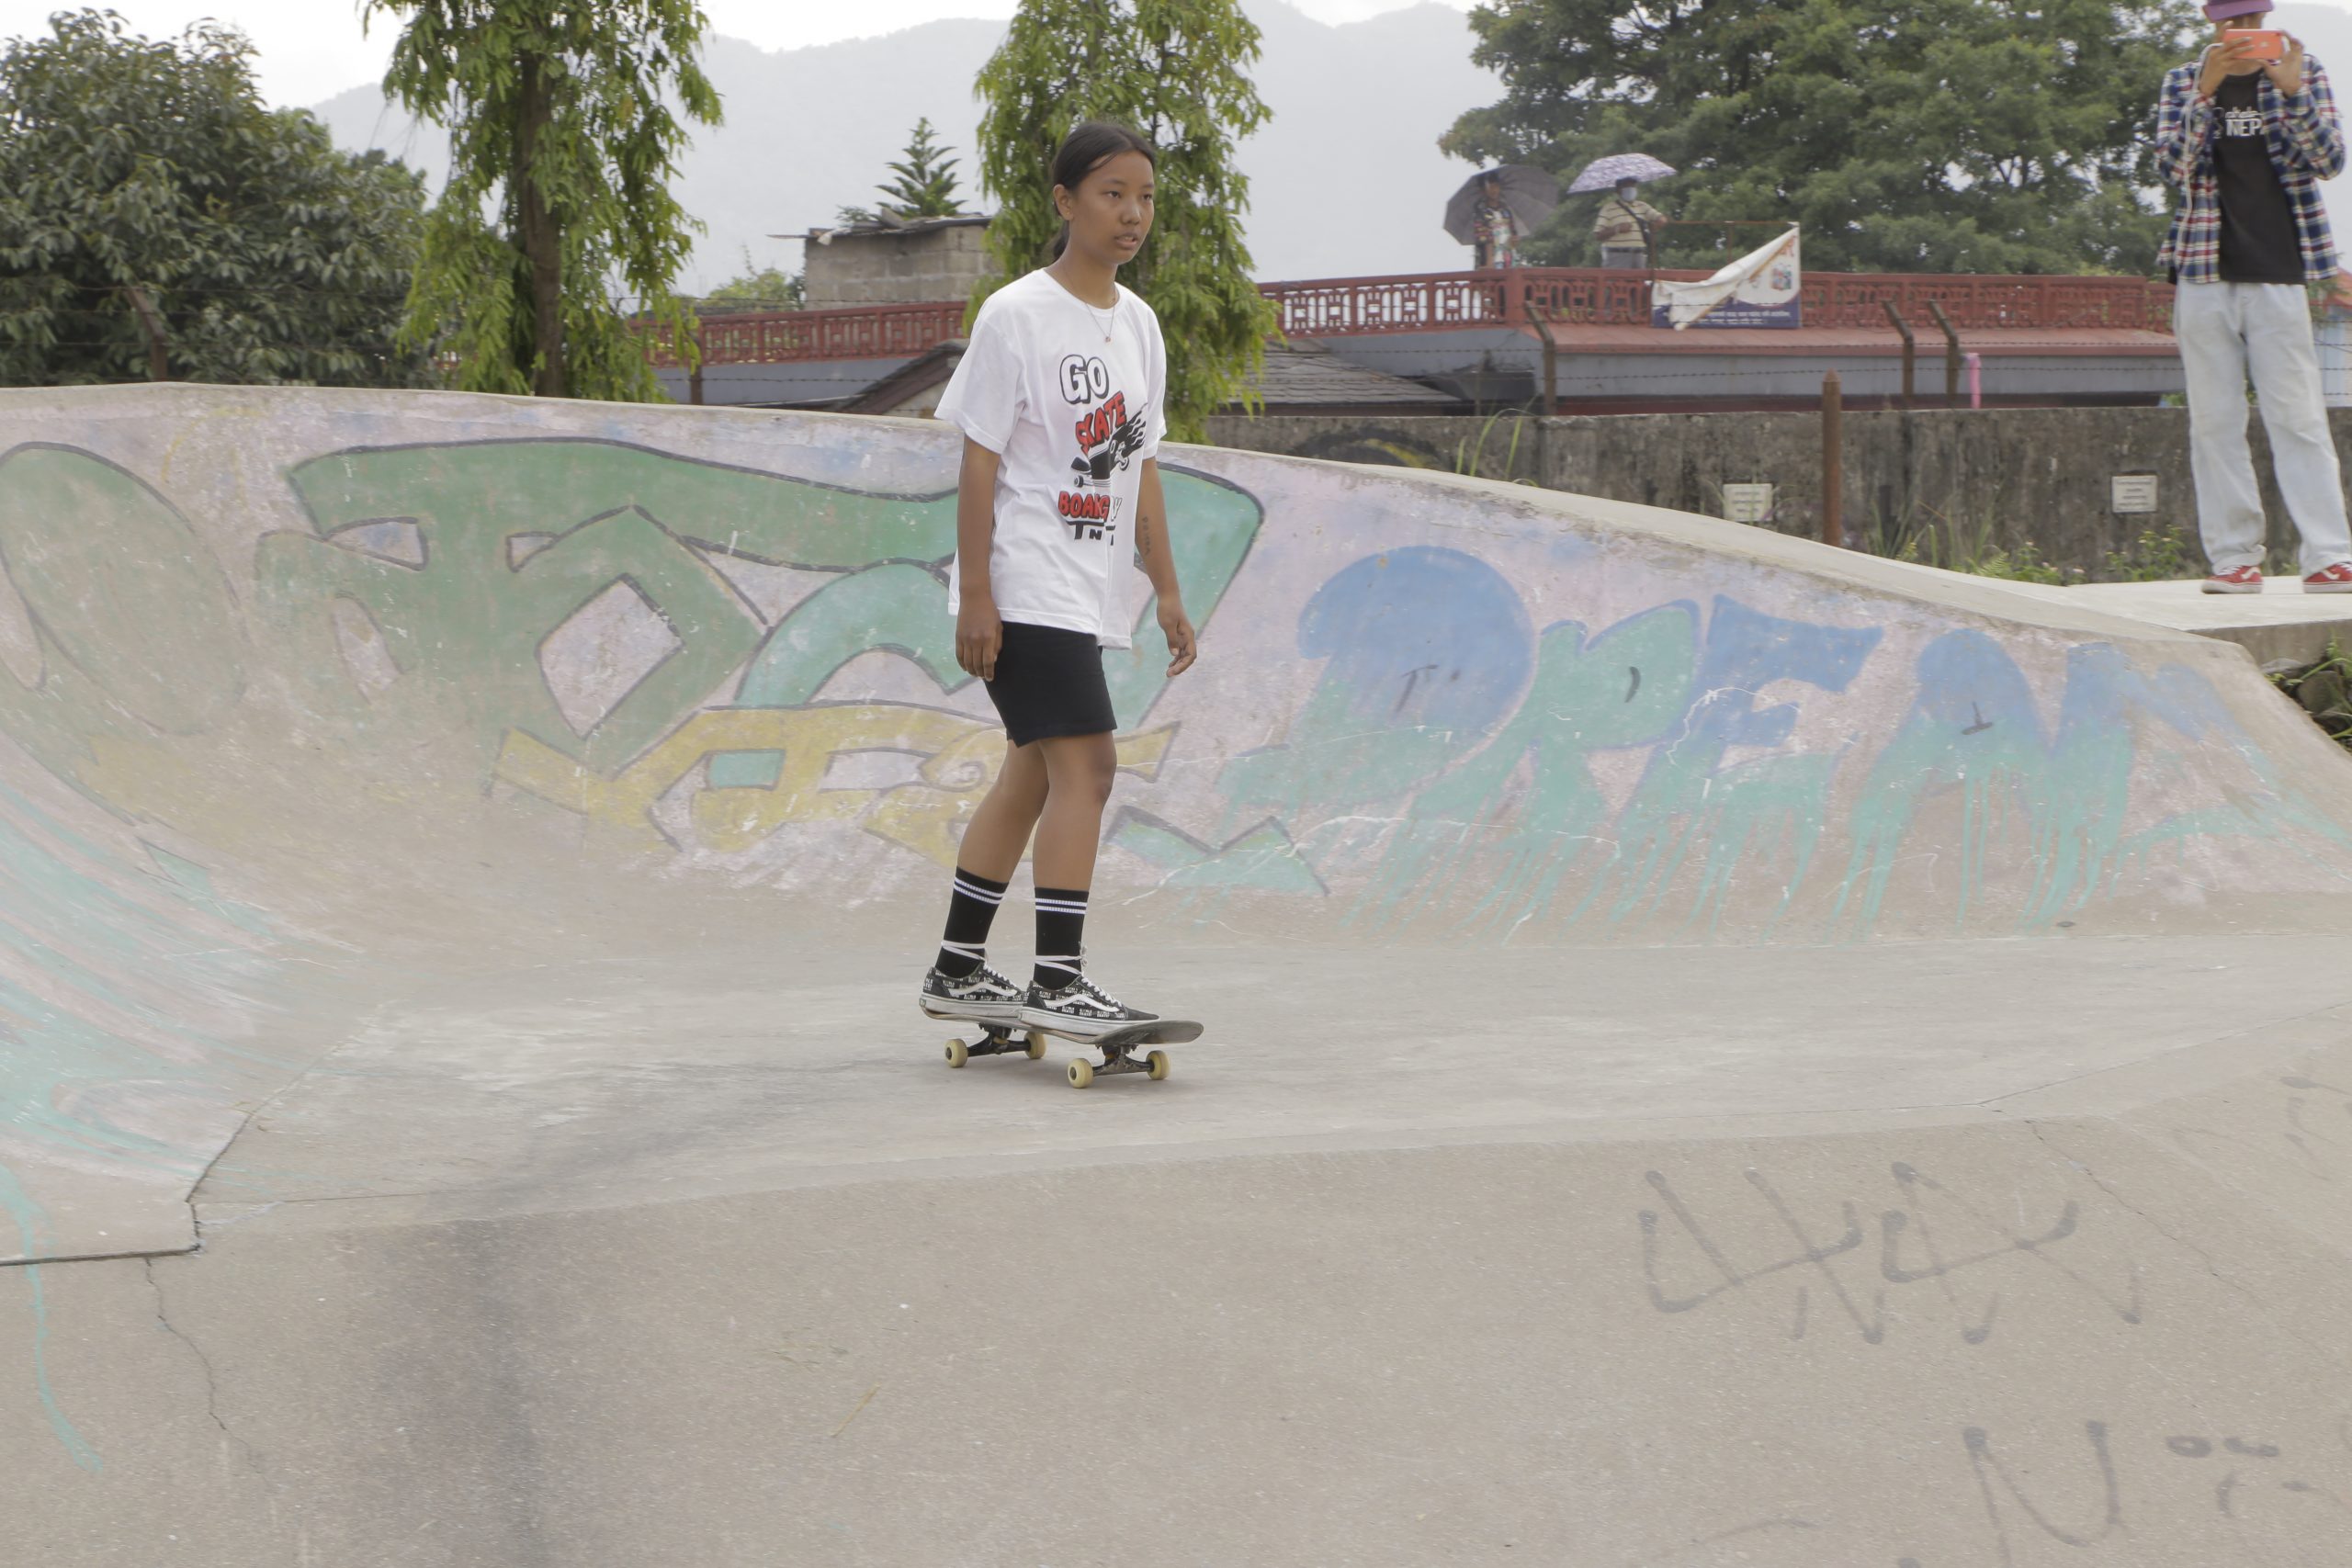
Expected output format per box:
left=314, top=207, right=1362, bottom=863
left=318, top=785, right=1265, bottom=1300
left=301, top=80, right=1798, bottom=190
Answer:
left=1205, top=407, right=2347, bottom=580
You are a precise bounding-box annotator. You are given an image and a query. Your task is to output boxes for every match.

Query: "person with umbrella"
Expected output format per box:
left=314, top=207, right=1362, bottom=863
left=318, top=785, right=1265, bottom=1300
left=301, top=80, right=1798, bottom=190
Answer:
left=1570, top=153, right=1676, bottom=267
left=1444, top=166, right=1557, bottom=269
left=1593, top=179, right=1666, bottom=267
left=1475, top=173, right=1519, bottom=268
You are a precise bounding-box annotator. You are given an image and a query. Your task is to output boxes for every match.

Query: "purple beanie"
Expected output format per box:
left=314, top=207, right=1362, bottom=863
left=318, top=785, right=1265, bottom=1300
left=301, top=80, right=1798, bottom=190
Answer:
left=2205, top=0, right=2271, bottom=18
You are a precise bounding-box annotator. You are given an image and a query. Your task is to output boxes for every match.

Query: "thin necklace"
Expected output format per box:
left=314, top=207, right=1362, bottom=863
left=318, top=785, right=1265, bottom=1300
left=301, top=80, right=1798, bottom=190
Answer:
left=1082, top=291, right=1118, bottom=344
left=1048, top=265, right=1121, bottom=342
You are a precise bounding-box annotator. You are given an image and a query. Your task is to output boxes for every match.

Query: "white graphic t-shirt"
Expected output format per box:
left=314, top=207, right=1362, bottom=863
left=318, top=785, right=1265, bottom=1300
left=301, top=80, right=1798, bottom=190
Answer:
left=934, top=268, right=1167, bottom=649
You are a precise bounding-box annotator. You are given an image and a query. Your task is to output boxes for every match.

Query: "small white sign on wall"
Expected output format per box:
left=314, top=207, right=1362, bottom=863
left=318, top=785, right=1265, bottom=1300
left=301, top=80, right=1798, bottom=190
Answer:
left=2110, top=474, right=2159, bottom=514
left=1722, top=482, right=1775, bottom=524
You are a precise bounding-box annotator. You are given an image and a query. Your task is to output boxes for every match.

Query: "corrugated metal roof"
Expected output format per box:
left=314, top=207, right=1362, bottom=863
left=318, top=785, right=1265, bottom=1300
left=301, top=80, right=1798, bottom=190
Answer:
left=1242, top=340, right=1462, bottom=410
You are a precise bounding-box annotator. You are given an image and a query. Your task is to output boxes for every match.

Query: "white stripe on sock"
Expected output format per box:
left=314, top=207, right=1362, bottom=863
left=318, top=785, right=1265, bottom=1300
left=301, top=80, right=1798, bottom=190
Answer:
left=953, top=878, right=1006, bottom=904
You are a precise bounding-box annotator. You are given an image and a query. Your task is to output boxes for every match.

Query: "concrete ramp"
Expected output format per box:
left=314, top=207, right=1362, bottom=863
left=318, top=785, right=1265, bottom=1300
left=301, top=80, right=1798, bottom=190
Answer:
left=4, top=385, right=2351, bottom=1563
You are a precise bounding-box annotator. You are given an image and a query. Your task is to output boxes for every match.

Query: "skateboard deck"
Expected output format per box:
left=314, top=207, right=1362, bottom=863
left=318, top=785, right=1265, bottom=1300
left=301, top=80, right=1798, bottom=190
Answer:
left=934, top=1015, right=1203, bottom=1088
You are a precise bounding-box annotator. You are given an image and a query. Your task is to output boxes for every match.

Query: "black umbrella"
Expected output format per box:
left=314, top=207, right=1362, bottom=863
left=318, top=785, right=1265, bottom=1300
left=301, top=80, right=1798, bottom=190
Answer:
left=1443, top=165, right=1560, bottom=245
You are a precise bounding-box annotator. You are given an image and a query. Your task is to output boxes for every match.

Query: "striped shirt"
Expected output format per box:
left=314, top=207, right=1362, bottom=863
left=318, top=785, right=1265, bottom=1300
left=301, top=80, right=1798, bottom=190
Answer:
left=2155, top=51, right=2346, bottom=284
left=1593, top=197, right=1664, bottom=251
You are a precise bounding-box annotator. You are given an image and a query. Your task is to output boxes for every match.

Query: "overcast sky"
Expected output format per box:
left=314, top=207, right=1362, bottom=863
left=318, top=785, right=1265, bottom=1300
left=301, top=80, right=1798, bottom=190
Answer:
left=0, top=1, right=1479, bottom=108
left=11, top=0, right=2352, bottom=111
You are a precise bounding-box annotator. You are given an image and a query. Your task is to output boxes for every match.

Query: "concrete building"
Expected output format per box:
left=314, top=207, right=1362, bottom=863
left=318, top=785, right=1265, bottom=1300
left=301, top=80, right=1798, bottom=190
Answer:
left=794, top=213, right=995, bottom=310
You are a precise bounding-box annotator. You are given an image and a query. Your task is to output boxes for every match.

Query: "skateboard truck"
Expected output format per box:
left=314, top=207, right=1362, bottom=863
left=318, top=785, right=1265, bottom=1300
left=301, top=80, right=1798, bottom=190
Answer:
left=1065, top=1039, right=1170, bottom=1089
left=942, top=1024, right=1046, bottom=1068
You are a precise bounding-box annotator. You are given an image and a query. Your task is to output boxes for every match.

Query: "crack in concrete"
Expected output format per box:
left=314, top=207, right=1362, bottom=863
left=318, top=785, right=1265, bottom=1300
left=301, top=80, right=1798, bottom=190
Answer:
left=1981, top=998, right=2352, bottom=1112
left=182, top=1007, right=391, bottom=1242
left=2025, top=1119, right=2340, bottom=1368
left=143, top=1258, right=263, bottom=1474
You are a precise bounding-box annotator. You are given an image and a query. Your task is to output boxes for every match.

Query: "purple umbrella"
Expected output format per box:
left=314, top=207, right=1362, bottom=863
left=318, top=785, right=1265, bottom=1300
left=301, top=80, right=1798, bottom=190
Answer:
left=1567, top=153, right=1678, bottom=195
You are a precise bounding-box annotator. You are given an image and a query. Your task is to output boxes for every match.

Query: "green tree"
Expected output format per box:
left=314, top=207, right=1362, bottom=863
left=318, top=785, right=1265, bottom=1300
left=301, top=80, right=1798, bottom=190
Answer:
left=699, top=250, right=803, bottom=314
left=974, top=0, right=1278, bottom=440
left=364, top=0, right=722, bottom=400
left=0, top=10, right=432, bottom=388
left=1442, top=0, right=2205, bottom=275
left=880, top=118, right=967, bottom=219
left=836, top=120, right=967, bottom=226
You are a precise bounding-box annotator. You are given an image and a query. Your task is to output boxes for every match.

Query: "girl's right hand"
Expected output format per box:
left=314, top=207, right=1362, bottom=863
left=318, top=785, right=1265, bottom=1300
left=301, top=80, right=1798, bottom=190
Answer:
left=957, top=597, right=1002, bottom=682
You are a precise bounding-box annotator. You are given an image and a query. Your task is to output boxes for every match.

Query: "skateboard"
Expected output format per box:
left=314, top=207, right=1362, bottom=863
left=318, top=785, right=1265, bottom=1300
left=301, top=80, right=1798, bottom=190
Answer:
left=939, top=1016, right=1204, bottom=1088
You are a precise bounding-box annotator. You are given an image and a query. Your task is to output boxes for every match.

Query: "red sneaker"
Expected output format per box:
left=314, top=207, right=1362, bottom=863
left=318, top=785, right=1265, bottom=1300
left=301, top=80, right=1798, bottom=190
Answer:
left=2303, top=563, right=2352, bottom=593
left=2202, top=566, right=2265, bottom=594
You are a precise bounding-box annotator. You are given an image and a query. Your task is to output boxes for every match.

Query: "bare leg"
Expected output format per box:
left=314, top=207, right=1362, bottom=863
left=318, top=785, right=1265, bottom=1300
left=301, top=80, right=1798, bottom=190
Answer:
left=955, top=738, right=1049, bottom=882
left=1033, top=731, right=1117, bottom=891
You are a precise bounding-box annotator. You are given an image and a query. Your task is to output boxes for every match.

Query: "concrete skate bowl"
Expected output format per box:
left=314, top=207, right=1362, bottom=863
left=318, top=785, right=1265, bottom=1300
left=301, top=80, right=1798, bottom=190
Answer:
left=6, top=383, right=2352, bottom=1564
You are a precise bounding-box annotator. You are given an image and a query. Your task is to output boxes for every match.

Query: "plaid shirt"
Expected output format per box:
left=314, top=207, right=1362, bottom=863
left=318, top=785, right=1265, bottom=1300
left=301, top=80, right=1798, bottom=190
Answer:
left=2155, top=51, right=2346, bottom=283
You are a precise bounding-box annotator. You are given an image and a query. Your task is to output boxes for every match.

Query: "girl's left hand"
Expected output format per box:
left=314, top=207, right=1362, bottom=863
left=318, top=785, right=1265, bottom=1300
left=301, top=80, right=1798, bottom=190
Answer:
left=1159, top=601, right=1197, bottom=677
left=2270, top=35, right=2307, bottom=96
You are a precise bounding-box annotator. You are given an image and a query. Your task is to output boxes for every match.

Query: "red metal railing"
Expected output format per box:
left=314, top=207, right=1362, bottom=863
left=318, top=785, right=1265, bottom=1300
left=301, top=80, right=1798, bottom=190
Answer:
left=645, top=299, right=967, bottom=368
left=1261, top=267, right=2176, bottom=336
left=656, top=269, right=2175, bottom=368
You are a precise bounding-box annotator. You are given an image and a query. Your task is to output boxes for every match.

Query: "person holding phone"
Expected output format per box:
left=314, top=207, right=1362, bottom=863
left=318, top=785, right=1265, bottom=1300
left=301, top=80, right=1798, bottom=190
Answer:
left=2155, top=1, right=2352, bottom=593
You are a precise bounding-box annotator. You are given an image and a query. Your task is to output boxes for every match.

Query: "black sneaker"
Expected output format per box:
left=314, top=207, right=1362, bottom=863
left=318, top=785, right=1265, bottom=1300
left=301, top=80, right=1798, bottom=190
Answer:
left=919, top=962, right=1025, bottom=1024
left=1019, top=972, right=1159, bottom=1042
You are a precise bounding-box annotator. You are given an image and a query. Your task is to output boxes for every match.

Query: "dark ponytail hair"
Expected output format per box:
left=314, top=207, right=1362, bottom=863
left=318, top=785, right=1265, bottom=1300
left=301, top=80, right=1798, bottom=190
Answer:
left=1047, top=119, right=1158, bottom=261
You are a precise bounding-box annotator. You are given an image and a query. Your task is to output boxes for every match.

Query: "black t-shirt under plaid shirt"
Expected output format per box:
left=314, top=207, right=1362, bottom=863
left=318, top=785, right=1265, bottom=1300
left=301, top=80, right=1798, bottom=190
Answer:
left=2214, top=72, right=2307, bottom=284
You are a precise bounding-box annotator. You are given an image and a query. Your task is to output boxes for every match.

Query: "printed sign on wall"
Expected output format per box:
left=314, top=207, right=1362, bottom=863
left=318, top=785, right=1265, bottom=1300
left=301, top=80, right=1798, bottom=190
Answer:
left=1722, top=483, right=1776, bottom=524
left=2110, top=474, right=2159, bottom=514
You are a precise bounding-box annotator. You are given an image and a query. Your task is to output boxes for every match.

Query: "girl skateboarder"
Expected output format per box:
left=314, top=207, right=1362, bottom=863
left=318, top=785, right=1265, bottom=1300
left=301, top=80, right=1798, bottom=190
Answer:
left=917, top=121, right=1198, bottom=1042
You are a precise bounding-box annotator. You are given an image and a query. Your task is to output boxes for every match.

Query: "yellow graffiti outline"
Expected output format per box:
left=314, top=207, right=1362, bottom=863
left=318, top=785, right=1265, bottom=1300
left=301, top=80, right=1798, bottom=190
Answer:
left=494, top=704, right=1174, bottom=867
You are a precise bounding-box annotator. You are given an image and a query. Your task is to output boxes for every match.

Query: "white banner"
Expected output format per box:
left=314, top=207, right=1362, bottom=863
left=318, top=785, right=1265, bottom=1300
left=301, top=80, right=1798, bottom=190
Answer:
left=1651, top=227, right=1803, bottom=331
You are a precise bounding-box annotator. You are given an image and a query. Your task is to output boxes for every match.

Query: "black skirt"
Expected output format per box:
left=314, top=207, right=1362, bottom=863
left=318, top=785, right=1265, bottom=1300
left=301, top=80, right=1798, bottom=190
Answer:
left=984, top=621, right=1116, bottom=747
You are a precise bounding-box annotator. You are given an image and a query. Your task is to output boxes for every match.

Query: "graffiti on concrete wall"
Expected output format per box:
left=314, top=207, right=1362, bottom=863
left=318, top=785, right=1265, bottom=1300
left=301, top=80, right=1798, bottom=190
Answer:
left=257, top=438, right=1261, bottom=858
left=255, top=440, right=2352, bottom=934
left=1130, top=544, right=2346, bottom=939
left=6, top=432, right=2335, bottom=948
left=0, top=429, right=2341, bottom=954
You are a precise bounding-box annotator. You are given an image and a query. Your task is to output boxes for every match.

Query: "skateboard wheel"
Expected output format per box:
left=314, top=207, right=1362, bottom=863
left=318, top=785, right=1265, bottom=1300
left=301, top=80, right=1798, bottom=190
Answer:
left=1067, top=1057, right=1094, bottom=1089
left=1024, top=1033, right=1046, bottom=1060
left=944, top=1038, right=970, bottom=1069
left=1146, top=1049, right=1170, bottom=1081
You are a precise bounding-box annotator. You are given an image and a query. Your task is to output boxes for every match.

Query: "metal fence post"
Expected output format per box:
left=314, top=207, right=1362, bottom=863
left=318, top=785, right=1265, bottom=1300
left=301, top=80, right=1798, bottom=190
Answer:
left=121, top=288, right=169, bottom=381
left=1881, top=299, right=1915, bottom=410
left=1926, top=299, right=1962, bottom=408
left=1536, top=314, right=1559, bottom=417
left=1822, top=370, right=1844, bottom=549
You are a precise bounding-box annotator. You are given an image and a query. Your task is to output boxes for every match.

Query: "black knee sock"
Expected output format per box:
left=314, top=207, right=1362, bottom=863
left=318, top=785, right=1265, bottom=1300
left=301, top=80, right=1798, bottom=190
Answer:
left=935, top=867, right=1009, bottom=978
left=1033, top=886, right=1089, bottom=991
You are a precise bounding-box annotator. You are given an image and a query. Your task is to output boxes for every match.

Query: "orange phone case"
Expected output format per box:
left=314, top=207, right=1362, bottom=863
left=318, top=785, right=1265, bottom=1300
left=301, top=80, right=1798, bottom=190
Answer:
left=2226, top=29, right=2286, bottom=62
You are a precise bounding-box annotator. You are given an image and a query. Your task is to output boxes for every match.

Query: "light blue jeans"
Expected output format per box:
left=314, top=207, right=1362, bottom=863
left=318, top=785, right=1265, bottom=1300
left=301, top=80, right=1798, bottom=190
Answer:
left=2175, top=279, right=2352, bottom=575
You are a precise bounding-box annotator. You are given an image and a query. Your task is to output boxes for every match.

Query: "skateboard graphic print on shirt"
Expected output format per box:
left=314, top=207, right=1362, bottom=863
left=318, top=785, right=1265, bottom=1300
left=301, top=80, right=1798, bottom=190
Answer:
left=1057, top=351, right=1151, bottom=546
